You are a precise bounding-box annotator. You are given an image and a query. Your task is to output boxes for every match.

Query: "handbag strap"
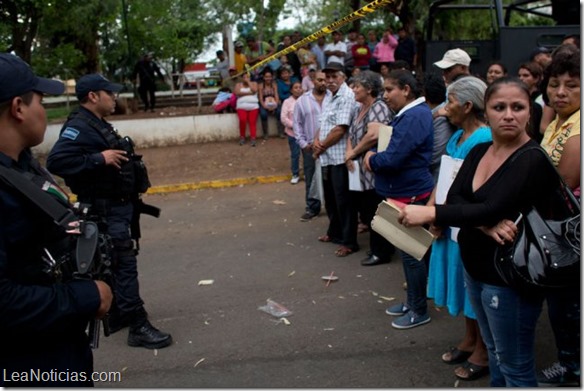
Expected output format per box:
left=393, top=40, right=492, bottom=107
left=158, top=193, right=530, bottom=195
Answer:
left=511, top=145, right=580, bottom=214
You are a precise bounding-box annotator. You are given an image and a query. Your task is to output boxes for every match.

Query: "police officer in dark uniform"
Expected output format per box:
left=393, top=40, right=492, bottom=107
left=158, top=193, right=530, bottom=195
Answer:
left=131, top=53, right=164, bottom=112
left=0, top=54, right=113, bottom=386
left=47, top=74, right=172, bottom=349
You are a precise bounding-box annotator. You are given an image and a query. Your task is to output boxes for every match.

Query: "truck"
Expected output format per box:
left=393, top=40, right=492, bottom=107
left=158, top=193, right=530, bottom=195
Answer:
left=424, top=0, right=580, bottom=77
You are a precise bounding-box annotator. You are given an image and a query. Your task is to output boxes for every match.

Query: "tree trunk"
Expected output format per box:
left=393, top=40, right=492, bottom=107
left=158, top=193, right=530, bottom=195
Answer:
left=4, top=0, right=42, bottom=63
left=350, top=0, right=361, bottom=32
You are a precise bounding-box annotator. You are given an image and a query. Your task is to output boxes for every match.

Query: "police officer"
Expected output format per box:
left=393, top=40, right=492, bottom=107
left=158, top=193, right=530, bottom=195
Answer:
left=47, top=74, right=172, bottom=349
left=131, top=53, right=164, bottom=112
left=0, top=54, right=113, bottom=386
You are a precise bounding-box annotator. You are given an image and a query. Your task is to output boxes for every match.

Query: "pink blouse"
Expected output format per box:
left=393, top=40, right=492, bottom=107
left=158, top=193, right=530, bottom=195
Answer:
left=280, top=96, right=298, bottom=137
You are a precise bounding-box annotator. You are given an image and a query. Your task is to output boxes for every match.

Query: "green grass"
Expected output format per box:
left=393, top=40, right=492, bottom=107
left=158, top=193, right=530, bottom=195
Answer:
left=46, top=105, right=77, bottom=122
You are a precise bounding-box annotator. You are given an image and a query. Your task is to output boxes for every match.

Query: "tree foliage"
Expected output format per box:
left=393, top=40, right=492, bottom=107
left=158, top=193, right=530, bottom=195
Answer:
left=0, top=0, right=46, bottom=63
left=0, top=0, right=564, bottom=80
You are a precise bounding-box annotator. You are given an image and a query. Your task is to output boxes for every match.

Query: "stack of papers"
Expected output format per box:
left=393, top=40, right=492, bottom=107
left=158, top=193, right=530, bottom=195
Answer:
left=371, top=199, right=435, bottom=261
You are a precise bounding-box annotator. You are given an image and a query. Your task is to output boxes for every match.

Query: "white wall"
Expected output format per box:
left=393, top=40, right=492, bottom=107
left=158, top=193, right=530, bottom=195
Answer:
left=35, top=114, right=279, bottom=155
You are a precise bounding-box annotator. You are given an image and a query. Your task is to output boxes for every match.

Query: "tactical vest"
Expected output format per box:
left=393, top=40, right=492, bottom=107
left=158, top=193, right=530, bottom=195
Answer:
left=0, top=159, right=77, bottom=284
left=60, top=110, right=150, bottom=199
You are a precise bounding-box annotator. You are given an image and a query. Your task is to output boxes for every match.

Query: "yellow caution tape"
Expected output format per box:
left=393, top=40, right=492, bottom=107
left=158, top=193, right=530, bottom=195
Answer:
left=233, top=0, right=401, bottom=78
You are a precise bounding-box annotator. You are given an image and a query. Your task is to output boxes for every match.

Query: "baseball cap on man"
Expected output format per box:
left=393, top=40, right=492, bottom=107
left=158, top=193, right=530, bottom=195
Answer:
left=322, top=62, right=344, bottom=72
left=434, top=48, right=471, bottom=69
left=0, top=53, right=64, bottom=103
left=76, top=74, right=123, bottom=100
left=234, top=41, right=244, bottom=48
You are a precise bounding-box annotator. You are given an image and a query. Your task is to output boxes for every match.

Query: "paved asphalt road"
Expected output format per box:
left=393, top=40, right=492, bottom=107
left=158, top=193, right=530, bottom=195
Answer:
left=92, top=182, right=556, bottom=388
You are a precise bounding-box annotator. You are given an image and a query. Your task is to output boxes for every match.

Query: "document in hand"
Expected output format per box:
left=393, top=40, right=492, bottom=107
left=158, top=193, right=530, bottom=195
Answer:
left=435, top=155, right=464, bottom=205
left=348, top=161, right=363, bottom=191
left=377, top=125, right=393, bottom=152
left=371, top=199, right=435, bottom=261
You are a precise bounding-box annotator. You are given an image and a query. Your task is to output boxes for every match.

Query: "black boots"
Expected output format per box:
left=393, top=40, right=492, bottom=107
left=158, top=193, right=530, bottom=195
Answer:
left=126, top=308, right=172, bottom=349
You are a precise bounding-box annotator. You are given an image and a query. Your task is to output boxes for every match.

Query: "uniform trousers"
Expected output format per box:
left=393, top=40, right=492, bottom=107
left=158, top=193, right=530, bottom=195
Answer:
left=106, top=202, right=144, bottom=315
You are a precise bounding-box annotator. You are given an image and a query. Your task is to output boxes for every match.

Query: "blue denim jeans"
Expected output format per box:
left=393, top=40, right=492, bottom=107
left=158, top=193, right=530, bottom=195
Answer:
left=465, top=271, right=544, bottom=386
left=399, top=198, right=428, bottom=315
left=287, top=135, right=300, bottom=176
left=546, top=287, right=581, bottom=374
left=400, top=249, right=427, bottom=315
left=260, top=105, right=284, bottom=137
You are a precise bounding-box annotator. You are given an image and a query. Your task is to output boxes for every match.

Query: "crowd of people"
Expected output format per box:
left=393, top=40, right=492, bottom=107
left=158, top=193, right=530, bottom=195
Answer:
left=214, top=28, right=419, bottom=184
left=214, top=29, right=581, bottom=387
left=0, top=26, right=579, bottom=386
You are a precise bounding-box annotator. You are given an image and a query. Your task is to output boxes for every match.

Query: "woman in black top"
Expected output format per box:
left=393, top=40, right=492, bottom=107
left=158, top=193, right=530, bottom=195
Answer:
left=398, top=77, right=558, bottom=386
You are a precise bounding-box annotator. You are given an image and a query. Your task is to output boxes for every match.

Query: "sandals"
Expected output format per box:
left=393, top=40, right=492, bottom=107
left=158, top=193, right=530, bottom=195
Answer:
left=442, top=347, right=472, bottom=365
left=357, top=223, right=369, bottom=234
left=455, top=360, right=490, bottom=381
left=335, top=246, right=355, bottom=257
left=318, top=235, right=334, bottom=243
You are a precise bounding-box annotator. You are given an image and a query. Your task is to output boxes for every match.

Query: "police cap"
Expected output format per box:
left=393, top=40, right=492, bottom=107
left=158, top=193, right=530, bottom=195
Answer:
left=76, top=74, right=123, bottom=101
left=0, top=53, right=64, bottom=103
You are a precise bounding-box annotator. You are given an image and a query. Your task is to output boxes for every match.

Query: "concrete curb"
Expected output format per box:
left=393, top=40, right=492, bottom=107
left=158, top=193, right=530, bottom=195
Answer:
left=146, top=174, right=292, bottom=195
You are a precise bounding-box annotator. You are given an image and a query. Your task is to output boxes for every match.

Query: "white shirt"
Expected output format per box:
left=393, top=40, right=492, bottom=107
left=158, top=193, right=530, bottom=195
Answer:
left=324, top=42, right=347, bottom=65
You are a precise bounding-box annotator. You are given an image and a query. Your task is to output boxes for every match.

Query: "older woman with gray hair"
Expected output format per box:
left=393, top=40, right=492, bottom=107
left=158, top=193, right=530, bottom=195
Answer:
left=427, top=76, right=492, bottom=381
left=345, top=70, right=395, bottom=266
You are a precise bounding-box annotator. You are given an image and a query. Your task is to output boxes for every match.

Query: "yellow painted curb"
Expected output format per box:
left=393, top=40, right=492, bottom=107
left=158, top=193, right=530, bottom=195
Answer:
left=146, top=174, right=292, bottom=194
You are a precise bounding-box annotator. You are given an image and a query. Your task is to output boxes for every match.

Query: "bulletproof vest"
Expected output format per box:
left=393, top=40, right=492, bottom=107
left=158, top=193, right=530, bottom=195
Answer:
left=0, top=159, right=77, bottom=284
left=61, top=110, right=150, bottom=199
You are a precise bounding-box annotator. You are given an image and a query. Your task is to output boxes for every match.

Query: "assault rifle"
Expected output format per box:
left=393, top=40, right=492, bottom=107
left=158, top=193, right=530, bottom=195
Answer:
left=73, top=204, right=115, bottom=349
left=0, top=165, right=114, bottom=349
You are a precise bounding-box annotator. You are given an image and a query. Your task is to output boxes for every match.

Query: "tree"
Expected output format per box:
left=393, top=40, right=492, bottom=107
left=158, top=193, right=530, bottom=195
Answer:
left=0, top=0, right=46, bottom=63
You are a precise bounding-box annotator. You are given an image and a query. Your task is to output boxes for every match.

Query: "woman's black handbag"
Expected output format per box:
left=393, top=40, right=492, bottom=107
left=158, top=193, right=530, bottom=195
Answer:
left=494, top=147, right=580, bottom=289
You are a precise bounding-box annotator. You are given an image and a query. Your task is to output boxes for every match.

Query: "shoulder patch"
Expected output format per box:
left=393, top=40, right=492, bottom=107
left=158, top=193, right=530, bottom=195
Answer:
left=61, top=127, right=80, bottom=140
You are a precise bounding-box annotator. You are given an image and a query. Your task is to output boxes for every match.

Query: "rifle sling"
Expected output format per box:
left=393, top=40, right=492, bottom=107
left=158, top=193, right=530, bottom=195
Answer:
left=0, top=165, right=76, bottom=229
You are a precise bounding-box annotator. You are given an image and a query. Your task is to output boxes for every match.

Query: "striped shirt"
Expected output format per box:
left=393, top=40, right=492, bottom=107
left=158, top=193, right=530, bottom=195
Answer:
left=293, top=90, right=331, bottom=149
left=319, top=82, right=356, bottom=166
left=348, top=99, right=392, bottom=190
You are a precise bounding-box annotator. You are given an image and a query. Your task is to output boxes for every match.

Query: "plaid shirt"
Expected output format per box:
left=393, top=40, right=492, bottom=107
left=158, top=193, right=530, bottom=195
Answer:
left=348, top=99, right=392, bottom=190
left=318, top=82, right=356, bottom=166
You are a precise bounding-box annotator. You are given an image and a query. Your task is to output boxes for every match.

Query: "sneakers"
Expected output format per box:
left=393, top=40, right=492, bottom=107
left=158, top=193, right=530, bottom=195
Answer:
left=300, top=211, right=318, bottom=221
left=290, top=175, right=300, bottom=184
left=385, top=303, right=410, bottom=316
left=537, top=362, right=580, bottom=386
left=391, top=310, right=431, bottom=330
left=239, top=138, right=246, bottom=146
left=250, top=139, right=256, bottom=147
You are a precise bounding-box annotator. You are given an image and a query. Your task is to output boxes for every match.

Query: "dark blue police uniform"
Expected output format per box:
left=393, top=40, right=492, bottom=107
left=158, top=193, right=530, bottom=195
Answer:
left=0, top=150, right=99, bottom=387
left=47, top=104, right=171, bottom=349
left=47, top=107, right=143, bottom=316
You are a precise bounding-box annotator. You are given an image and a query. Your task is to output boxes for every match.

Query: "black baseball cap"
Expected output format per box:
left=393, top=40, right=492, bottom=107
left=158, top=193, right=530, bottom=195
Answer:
left=322, top=62, right=344, bottom=72
left=76, top=74, right=123, bottom=100
left=0, top=53, right=64, bottom=103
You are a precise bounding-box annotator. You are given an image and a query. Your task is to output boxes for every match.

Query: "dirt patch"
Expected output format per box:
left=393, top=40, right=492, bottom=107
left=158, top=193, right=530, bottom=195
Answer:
left=139, top=137, right=294, bottom=186
left=46, top=104, right=296, bottom=187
